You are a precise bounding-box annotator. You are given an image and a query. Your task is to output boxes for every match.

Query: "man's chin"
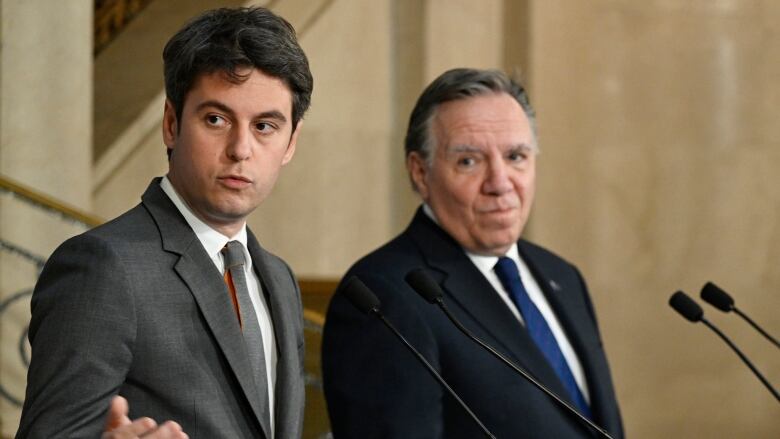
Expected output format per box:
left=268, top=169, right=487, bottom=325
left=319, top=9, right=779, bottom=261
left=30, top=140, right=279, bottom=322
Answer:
left=470, top=239, right=516, bottom=256
left=203, top=205, right=255, bottom=226
left=213, top=210, right=252, bottom=223
left=478, top=214, right=522, bottom=232
left=209, top=197, right=262, bottom=218
left=479, top=229, right=522, bottom=250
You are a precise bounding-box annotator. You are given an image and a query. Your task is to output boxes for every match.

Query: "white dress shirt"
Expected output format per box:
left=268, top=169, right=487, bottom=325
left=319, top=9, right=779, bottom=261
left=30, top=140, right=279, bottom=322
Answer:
left=161, top=176, right=277, bottom=433
left=422, top=204, right=590, bottom=402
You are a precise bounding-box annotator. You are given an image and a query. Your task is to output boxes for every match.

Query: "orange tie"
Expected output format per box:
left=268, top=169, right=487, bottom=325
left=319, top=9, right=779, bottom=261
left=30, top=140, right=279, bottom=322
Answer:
left=223, top=261, right=243, bottom=328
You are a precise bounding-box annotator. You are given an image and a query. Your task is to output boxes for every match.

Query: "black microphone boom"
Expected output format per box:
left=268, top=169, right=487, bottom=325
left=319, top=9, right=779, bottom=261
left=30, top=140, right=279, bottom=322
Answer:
left=700, top=282, right=780, bottom=349
left=404, top=269, right=616, bottom=439
left=340, top=276, right=496, bottom=439
left=669, top=291, right=780, bottom=403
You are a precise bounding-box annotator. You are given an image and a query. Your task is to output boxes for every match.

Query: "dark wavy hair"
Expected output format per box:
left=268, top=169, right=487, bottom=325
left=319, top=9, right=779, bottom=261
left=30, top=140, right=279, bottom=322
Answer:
left=163, top=7, right=313, bottom=135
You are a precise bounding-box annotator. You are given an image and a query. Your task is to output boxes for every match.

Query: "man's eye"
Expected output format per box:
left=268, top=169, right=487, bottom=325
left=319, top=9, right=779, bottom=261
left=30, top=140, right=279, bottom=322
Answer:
left=256, top=122, right=274, bottom=132
left=206, top=115, right=226, bottom=126
left=507, top=150, right=527, bottom=162
left=457, top=157, right=476, bottom=167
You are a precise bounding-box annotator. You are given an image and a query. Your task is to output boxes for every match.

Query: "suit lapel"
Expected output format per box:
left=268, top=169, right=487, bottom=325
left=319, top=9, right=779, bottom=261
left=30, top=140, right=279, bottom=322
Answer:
left=520, top=242, right=594, bottom=367
left=407, top=209, right=572, bottom=400
left=518, top=241, right=608, bottom=419
left=141, top=179, right=269, bottom=437
left=247, top=232, right=303, bottom=439
left=520, top=242, right=614, bottom=423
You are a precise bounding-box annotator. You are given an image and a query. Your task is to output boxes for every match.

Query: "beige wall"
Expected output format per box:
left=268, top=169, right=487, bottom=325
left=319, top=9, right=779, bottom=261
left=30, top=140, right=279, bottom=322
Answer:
left=530, top=0, right=779, bottom=437
left=251, top=0, right=396, bottom=276
left=0, top=1, right=93, bottom=435
left=2, top=0, right=778, bottom=437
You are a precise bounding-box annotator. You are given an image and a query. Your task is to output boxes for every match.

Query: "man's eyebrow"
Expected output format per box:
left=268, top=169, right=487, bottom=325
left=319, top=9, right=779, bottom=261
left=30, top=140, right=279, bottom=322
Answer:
left=195, top=100, right=235, bottom=116
left=447, top=143, right=538, bottom=155
left=448, top=145, right=484, bottom=153
left=256, top=110, right=288, bottom=123
left=509, top=142, right=537, bottom=152
left=194, top=101, right=288, bottom=123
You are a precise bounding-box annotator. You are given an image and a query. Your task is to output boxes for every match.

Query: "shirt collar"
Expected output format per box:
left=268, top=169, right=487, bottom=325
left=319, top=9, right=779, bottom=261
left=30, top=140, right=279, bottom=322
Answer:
left=422, top=203, right=437, bottom=223
left=160, top=176, right=248, bottom=263
left=466, top=243, right=520, bottom=272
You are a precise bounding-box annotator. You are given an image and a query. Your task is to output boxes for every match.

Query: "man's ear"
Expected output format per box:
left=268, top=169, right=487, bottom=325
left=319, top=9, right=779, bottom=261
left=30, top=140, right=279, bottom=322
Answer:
left=162, top=99, right=178, bottom=153
left=281, top=121, right=303, bottom=166
left=407, top=151, right=430, bottom=200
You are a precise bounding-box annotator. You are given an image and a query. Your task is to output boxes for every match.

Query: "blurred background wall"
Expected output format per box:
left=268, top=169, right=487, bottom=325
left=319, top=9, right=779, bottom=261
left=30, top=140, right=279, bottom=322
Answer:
left=1, top=0, right=778, bottom=437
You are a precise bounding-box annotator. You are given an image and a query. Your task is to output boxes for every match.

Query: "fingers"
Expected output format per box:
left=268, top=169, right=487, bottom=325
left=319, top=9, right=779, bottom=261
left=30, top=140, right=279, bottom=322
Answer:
left=101, top=417, right=156, bottom=439
left=152, top=421, right=189, bottom=439
left=102, top=418, right=188, bottom=439
left=102, top=395, right=187, bottom=438
left=104, top=396, right=131, bottom=430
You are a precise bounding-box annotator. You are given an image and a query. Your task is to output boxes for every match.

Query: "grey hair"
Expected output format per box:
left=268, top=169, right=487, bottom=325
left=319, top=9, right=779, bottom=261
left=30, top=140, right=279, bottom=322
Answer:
left=405, top=68, right=537, bottom=169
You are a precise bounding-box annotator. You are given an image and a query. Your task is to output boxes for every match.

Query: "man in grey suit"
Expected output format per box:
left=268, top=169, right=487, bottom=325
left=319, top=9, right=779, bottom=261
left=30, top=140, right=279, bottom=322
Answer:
left=17, top=7, right=312, bottom=438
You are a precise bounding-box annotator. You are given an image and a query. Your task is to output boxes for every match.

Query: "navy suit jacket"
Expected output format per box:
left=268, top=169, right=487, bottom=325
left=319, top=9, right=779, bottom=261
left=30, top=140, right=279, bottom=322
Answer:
left=322, top=208, right=623, bottom=438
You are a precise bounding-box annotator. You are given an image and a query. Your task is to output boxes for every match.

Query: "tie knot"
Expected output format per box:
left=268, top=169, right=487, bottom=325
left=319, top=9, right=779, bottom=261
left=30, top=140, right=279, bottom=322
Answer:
left=222, top=240, right=246, bottom=269
left=494, top=256, right=521, bottom=285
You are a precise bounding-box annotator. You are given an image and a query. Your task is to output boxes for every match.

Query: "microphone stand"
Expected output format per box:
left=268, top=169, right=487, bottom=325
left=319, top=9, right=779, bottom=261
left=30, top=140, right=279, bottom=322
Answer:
left=700, top=317, right=780, bottom=402
left=732, top=308, right=780, bottom=349
left=433, top=298, right=615, bottom=439
left=371, top=308, right=497, bottom=439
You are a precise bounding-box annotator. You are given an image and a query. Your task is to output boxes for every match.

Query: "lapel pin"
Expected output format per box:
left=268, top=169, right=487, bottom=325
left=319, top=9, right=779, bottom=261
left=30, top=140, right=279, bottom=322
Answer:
left=549, top=280, right=561, bottom=291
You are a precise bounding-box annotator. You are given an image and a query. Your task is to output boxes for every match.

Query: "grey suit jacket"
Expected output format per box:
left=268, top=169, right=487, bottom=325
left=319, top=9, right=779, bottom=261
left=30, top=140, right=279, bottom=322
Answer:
left=17, top=178, right=305, bottom=438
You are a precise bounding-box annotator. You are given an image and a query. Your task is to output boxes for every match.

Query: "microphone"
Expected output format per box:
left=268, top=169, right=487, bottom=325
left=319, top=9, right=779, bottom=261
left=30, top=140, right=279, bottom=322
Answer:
left=668, top=291, right=780, bottom=402
left=340, top=276, right=496, bottom=439
left=404, top=269, right=616, bottom=439
left=700, top=282, right=779, bottom=349
left=669, top=291, right=703, bottom=322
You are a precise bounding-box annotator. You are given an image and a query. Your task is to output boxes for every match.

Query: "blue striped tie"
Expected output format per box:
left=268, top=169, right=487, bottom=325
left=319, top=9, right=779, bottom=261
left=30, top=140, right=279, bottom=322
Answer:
left=494, top=256, right=592, bottom=419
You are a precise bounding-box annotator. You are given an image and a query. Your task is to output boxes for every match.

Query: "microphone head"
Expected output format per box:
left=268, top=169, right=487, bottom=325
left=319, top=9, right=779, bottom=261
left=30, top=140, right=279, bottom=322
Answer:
left=700, top=282, right=734, bottom=312
left=342, top=276, right=381, bottom=315
left=669, top=291, right=704, bottom=323
left=405, top=269, right=444, bottom=304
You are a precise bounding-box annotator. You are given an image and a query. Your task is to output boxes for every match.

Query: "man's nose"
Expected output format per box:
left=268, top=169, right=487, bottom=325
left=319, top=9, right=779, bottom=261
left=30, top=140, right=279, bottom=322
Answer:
left=226, top=127, right=253, bottom=161
left=482, top=158, right=513, bottom=195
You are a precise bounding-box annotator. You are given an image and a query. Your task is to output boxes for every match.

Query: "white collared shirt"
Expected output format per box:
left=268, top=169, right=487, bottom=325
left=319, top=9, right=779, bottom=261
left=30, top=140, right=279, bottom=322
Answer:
left=161, top=176, right=277, bottom=432
left=422, top=204, right=590, bottom=402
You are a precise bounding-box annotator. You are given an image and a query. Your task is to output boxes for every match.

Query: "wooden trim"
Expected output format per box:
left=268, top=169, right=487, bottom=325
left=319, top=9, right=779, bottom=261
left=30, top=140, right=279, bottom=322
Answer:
left=298, top=279, right=339, bottom=296
left=299, top=279, right=338, bottom=327
left=0, top=174, right=103, bottom=227
left=303, top=308, right=325, bottom=327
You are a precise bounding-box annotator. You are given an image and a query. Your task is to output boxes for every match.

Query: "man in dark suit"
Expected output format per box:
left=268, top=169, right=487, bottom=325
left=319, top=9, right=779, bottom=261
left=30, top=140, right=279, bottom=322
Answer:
left=322, top=68, right=623, bottom=438
left=17, top=7, right=312, bottom=438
